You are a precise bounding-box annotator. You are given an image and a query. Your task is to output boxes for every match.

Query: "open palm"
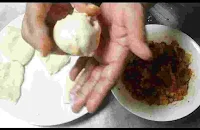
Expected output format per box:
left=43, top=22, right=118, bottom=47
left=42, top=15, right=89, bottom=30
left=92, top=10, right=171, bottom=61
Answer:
left=70, top=3, right=152, bottom=113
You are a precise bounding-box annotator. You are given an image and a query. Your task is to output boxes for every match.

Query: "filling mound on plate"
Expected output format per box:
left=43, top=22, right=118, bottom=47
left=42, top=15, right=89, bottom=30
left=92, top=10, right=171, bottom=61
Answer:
left=122, top=41, right=193, bottom=105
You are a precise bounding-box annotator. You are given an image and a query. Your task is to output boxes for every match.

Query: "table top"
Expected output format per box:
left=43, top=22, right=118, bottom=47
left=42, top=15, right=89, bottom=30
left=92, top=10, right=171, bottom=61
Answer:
left=0, top=3, right=200, bottom=128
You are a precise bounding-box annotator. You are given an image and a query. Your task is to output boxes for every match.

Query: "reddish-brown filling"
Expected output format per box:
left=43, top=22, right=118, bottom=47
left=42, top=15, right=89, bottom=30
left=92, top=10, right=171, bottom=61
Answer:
left=122, top=41, right=193, bottom=105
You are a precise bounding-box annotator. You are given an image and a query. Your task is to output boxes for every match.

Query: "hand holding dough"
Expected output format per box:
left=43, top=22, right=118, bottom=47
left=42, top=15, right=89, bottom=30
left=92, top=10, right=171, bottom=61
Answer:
left=53, top=10, right=101, bottom=56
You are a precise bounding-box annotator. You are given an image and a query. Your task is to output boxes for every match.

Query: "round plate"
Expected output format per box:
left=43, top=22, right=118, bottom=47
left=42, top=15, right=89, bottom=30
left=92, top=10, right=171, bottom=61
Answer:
left=0, top=14, right=87, bottom=126
left=112, top=24, right=200, bottom=122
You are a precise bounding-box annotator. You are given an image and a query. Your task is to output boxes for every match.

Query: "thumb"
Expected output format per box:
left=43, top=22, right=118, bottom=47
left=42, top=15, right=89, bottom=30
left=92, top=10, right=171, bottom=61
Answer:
left=38, top=28, right=54, bottom=57
left=71, top=3, right=101, bottom=16
left=22, top=3, right=54, bottom=57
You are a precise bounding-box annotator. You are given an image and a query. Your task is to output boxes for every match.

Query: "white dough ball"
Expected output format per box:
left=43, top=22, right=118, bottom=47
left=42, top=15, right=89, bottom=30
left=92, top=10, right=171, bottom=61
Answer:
left=53, top=11, right=101, bottom=56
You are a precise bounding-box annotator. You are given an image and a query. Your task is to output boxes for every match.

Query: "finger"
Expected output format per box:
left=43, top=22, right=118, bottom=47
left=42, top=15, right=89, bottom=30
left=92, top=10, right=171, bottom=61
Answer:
left=124, top=3, right=152, bottom=60
left=69, top=57, right=88, bottom=81
left=86, top=61, right=125, bottom=113
left=39, top=31, right=54, bottom=56
left=72, top=66, right=102, bottom=113
left=70, top=58, right=98, bottom=113
left=22, top=18, right=54, bottom=57
left=72, top=3, right=101, bottom=16
left=23, top=3, right=54, bottom=56
left=70, top=83, right=82, bottom=95
left=47, top=3, right=73, bottom=24
left=70, top=84, right=82, bottom=103
left=73, top=58, right=98, bottom=88
left=25, top=3, right=52, bottom=28
left=87, top=78, right=115, bottom=113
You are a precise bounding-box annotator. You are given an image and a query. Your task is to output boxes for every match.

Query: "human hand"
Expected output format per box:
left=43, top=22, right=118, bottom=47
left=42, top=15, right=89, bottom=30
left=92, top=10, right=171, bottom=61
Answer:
left=69, top=3, right=152, bottom=113
left=21, top=3, right=100, bottom=57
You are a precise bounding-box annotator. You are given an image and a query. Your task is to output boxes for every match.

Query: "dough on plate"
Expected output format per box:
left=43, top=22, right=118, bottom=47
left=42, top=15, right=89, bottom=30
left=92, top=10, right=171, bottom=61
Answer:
left=0, top=61, right=24, bottom=102
left=36, top=51, right=71, bottom=75
left=53, top=10, right=101, bottom=56
left=0, top=26, right=35, bottom=65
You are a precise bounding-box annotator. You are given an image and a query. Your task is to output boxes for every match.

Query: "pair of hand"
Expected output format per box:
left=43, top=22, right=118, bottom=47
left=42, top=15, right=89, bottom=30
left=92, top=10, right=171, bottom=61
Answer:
left=22, top=3, right=152, bottom=113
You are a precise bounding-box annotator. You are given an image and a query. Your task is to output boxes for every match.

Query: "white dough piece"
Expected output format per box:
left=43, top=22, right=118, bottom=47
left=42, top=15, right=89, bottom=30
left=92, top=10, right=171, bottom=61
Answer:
left=36, top=51, right=71, bottom=75
left=0, top=26, right=35, bottom=65
left=0, top=61, right=24, bottom=103
left=53, top=10, right=101, bottom=56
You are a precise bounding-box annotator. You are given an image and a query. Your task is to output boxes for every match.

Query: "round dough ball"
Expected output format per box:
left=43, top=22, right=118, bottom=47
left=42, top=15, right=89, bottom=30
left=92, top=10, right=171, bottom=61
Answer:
left=53, top=11, right=101, bottom=56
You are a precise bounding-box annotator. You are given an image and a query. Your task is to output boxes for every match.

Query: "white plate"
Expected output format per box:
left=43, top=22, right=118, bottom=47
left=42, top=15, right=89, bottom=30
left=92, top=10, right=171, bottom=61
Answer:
left=0, top=14, right=87, bottom=126
left=112, top=24, right=200, bottom=122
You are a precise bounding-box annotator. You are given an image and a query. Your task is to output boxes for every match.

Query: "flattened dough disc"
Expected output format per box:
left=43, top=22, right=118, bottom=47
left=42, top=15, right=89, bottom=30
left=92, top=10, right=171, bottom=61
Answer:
left=0, top=26, right=35, bottom=65
left=35, top=51, right=71, bottom=75
left=0, top=61, right=24, bottom=102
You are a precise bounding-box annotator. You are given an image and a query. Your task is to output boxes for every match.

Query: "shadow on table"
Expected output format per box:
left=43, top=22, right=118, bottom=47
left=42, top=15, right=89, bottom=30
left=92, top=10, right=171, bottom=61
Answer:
left=147, top=106, right=200, bottom=128
left=177, top=5, right=200, bottom=40
left=128, top=104, right=200, bottom=128
left=53, top=92, right=113, bottom=128
left=170, top=107, right=200, bottom=128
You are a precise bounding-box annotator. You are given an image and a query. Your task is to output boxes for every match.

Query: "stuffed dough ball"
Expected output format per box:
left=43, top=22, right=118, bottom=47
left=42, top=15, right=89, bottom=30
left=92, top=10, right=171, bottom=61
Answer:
left=53, top=10, right=101, bottom=56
